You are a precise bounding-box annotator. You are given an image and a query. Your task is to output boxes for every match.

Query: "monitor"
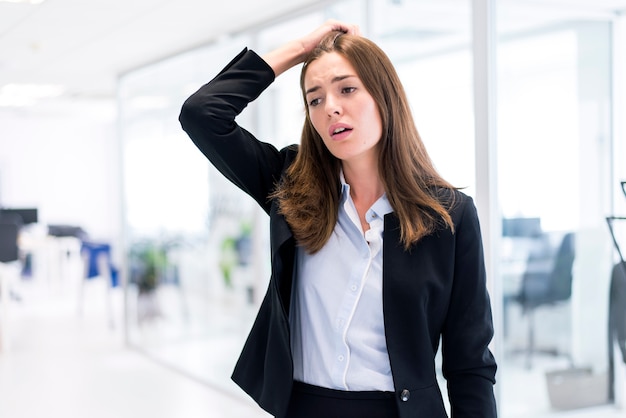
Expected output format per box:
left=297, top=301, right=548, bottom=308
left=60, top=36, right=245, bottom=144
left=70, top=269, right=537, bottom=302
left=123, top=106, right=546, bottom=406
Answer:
left=0, top=208, right=38, bottom=225
left=502, top=217, right=542, bottom=237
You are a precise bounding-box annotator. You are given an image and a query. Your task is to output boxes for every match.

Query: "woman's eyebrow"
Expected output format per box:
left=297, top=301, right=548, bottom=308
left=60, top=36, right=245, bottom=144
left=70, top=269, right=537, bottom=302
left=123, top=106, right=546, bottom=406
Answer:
left=305, top=74, right=356, bottom=95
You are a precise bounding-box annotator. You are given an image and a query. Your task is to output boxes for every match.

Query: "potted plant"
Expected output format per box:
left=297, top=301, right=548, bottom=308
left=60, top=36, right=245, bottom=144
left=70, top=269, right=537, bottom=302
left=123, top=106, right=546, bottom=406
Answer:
left=219, top=220, right=252, bottom=289
left=129, top=241, right=168, bottom=294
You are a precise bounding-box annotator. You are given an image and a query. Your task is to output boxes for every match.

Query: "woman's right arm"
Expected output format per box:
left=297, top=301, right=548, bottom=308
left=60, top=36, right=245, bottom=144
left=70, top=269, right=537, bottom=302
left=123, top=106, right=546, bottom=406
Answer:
left=178, top=21, right=360, bottom=212
left=179, top=48, right=283, bottom=213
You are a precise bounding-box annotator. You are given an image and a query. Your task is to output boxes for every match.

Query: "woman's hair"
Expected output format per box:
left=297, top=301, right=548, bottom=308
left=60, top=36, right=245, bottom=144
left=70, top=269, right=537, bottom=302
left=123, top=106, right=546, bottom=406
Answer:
left=272, top=31, right=456, bottom=253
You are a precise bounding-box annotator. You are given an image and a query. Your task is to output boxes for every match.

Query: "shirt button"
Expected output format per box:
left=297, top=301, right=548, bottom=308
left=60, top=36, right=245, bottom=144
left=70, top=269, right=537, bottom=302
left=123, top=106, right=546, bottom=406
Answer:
left=400, top=389, right=410, bottom=402
left=350, top=284, right=357, bottom=292
left=338, top=355, right=344, bottom=362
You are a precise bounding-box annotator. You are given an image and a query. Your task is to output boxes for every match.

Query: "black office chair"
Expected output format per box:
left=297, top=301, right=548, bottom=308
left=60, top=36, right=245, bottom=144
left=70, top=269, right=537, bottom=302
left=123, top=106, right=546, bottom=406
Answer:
left=513, top=232, right=576, bottom=368
left=606, top=189, right=626, bottom=401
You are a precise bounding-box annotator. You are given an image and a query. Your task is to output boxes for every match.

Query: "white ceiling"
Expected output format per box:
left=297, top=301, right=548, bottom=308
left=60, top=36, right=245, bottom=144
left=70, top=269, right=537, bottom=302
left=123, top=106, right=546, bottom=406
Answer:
left=1, top=0, right=625, bottom=109
left=0, top=0, right=322, bottom=104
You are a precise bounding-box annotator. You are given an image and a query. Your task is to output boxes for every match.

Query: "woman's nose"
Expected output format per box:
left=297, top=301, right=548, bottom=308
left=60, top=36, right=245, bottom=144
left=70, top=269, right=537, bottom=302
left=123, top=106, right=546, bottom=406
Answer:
left=325, top=96, right=341, bottom=117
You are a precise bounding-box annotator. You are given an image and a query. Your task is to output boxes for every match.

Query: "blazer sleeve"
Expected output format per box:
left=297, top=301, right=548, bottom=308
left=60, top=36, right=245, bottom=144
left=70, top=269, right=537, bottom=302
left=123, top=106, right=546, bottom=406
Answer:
left=442, top=195, right=498, bottom=417
left=178, top=48, right=292, bottom=214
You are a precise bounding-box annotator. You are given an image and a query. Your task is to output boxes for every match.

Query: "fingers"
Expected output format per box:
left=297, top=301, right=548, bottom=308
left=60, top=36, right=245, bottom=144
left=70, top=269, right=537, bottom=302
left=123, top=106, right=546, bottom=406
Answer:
left=299, top=19, right=361, bottom=55
left=262, top=20, right=361, bottom=77
left=324, top=19, right=361, bottom=36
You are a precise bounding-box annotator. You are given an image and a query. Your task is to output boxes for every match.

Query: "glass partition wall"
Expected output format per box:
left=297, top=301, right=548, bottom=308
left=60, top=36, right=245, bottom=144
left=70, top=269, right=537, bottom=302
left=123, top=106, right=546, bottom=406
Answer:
left=118, top=35, right=263, bottom=399
left=118, top=0, right=626, bottom=416
left=497, top=2, right=625, bottom=416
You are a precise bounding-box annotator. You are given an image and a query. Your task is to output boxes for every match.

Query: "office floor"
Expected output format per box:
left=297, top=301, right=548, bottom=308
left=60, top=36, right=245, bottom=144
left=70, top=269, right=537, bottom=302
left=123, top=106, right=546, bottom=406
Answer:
left=0, top=275, right=624, bottom=418
left=0, top=277, right=270, bottom=418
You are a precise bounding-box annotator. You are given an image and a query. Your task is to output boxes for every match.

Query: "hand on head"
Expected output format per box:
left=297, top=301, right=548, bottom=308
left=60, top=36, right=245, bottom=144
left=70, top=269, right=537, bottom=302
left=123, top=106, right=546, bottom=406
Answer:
left=299, top=19, right=361, bottom=56
left=262, top=20, right=360, bottom=77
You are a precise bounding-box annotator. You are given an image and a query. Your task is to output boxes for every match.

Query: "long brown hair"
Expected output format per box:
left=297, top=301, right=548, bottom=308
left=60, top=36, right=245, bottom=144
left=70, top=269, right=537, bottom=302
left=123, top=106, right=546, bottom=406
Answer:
left=272, top=31, right=456, bottom=253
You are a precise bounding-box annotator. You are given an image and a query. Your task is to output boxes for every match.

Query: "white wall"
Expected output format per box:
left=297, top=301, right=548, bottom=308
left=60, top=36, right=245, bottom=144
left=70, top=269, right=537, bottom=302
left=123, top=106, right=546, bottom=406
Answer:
left=0, top=99, right=122, bottom=259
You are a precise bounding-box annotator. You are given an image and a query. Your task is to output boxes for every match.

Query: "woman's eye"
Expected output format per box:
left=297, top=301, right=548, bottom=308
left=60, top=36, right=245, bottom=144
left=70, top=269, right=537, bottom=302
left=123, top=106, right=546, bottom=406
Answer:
left=309, top=98, right=321, bottom=107
left=342, top=87, right=356, bottom=94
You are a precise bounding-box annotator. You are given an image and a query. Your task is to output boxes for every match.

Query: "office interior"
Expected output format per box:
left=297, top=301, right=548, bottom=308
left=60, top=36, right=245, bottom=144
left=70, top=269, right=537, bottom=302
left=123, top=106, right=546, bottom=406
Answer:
left=1, top=0, right=626, bottom=417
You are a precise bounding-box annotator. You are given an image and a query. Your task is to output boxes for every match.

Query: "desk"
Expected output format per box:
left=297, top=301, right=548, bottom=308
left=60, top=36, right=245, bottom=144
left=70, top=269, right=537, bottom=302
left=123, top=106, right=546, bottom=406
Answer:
left=19, top=226, right=83, bottom=285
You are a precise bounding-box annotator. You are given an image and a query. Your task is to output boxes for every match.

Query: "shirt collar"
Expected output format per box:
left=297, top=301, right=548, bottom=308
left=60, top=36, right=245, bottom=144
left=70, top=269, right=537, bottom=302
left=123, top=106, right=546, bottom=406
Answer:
left=370, top=193, right=393, bottom=220
left=339, top=170, right=350, bottom=204
left=339, top=170, right=393, bottom=219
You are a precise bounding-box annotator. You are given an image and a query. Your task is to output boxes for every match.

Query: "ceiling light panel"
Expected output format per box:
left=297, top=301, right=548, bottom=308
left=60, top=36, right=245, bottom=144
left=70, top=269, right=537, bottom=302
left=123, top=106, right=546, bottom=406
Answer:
left=0, top=0, right=45, bottom=4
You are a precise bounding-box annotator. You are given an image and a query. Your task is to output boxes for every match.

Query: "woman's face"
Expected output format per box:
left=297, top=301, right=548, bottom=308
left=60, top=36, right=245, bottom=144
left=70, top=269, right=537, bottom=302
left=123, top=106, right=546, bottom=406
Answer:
left=303, top=52, right=383, bottom=166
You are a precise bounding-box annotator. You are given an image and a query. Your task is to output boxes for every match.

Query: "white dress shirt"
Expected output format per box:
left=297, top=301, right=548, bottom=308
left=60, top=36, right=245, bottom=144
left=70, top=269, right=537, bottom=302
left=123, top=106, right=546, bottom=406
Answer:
left=290, top=175, right=395, bottom=391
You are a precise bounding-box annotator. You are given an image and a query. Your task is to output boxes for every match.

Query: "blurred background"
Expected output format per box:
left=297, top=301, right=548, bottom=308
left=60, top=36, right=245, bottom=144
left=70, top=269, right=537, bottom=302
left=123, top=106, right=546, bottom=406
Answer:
left=1, top=0, right=626, bottom=417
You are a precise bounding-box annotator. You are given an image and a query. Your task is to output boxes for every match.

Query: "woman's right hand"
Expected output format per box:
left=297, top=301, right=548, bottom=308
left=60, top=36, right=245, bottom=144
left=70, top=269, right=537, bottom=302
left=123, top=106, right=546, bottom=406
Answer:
left=298, top=19, right=360, bottom=56
left=262, top=19, right=360, bottom=77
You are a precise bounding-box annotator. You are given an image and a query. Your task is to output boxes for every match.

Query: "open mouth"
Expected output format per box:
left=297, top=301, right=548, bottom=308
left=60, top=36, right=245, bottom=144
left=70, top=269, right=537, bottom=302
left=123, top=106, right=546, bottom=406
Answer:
left=329, top=124, right=353, bottom=139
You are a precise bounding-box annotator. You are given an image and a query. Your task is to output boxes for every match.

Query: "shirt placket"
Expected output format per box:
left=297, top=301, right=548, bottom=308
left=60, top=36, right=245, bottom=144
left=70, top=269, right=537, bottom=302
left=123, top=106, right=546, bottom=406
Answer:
left=330, top=203, right=382, bottom=388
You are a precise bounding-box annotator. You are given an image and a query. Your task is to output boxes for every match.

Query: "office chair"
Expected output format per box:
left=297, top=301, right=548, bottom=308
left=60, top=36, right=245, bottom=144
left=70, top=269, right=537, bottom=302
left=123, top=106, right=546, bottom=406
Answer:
left=513, top=232, right=576, bottom=369
left=606, top=187, right=626, bottom=400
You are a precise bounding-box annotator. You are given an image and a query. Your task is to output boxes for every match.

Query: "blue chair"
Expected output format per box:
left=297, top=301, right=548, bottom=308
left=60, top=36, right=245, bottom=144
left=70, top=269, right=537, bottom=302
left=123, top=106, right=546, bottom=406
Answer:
left=79, top=240, right=119, bottom=328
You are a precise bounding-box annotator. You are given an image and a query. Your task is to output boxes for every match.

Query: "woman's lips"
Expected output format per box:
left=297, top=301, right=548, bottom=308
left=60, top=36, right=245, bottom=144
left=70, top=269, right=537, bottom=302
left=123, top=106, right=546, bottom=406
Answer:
left=329, top=123, right=353, bottom=140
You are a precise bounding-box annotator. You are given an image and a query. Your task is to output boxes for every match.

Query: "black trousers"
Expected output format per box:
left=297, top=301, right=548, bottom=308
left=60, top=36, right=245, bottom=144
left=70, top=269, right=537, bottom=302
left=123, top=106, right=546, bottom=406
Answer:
left=284, top=381, right=398, bottom=418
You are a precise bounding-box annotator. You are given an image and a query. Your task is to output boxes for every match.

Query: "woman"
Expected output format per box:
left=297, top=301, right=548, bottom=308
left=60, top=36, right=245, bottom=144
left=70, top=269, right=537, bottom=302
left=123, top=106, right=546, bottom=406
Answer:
left=179, top=20, right=497, bottom=418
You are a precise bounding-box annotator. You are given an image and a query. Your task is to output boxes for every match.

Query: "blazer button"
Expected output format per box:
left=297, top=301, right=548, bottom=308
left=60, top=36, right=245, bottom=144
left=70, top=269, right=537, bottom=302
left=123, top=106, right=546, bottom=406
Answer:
left=400, top=389, right=410, bottom=402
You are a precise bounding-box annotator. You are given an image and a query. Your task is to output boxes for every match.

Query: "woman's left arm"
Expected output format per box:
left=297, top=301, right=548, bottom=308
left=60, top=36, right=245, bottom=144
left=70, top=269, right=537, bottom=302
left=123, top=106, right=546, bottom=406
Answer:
left=442, top=195, right=498, bottom=417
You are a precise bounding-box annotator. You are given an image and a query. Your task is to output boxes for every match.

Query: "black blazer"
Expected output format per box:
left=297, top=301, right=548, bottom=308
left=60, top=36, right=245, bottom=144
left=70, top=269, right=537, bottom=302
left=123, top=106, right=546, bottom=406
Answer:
left=179, top=48, right=497, bottom=418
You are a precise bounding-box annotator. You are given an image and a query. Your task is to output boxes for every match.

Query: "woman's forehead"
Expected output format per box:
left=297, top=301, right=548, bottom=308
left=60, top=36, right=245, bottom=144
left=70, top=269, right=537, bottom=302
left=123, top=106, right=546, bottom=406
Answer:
left=303, top=52, right=357, bottom=89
